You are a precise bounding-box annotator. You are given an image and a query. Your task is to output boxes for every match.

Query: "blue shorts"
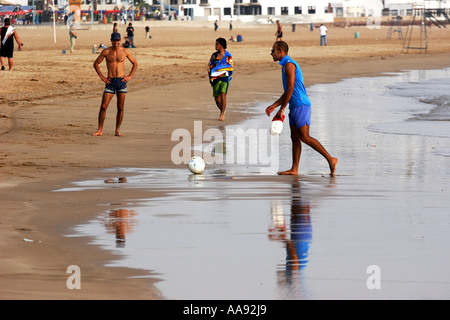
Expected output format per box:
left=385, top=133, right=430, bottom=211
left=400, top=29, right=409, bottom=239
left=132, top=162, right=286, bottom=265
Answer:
left=104, top=77, right=127, bottom=94
left=288, top=105, right=311, bottom=128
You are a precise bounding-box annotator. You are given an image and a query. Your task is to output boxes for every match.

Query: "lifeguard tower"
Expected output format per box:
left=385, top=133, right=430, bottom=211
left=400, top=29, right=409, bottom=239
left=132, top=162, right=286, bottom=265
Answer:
left=402, top=2, right=450, bottom=53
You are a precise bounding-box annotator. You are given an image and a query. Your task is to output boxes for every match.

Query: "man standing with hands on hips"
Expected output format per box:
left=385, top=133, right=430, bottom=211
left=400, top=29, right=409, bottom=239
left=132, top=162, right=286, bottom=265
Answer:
left=92, top=32, right=138, bottom=137
left=265, top=41, right=337, bottom=176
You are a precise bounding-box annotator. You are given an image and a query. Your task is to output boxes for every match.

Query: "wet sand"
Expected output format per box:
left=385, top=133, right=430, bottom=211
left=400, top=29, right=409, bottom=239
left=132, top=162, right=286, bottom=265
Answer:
left=1, top=22, right=450, bottom=299
left=57, top=69, right=450, bottom=300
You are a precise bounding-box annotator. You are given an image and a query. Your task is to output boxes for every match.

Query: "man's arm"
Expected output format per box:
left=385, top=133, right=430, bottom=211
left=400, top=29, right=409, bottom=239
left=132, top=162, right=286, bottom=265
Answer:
left=207, top=53, right=215, bottom=84
left=122, top=49, right=138, bottom=83
left=13, top=30, right=22, bottom=51
left=93, top=50, right=109, bottom=83
left=265, top=62, right=296, bottom=117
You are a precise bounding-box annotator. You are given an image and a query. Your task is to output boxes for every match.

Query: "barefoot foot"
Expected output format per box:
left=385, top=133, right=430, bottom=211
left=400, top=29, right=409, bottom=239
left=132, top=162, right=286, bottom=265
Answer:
left=330, top=157, right=338, bottom=176
left=277, top=169, right=298, bottom=175
left=92, top=130, right=103, bottom=136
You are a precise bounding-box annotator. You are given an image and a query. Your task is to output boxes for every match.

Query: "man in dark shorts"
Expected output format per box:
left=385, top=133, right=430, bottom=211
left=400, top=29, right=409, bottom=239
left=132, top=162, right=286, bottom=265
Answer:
left=126, top=22, right=135, bottom=48
left=92, top=32, right=138, bottom=136
left=275, top=20, right=283, bottom=41
left=1, top=18, right=22, bottom=71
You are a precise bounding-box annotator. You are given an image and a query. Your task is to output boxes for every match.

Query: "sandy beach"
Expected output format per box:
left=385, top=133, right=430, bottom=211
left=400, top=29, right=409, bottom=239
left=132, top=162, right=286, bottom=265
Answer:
left=1, top=20, right=450, bottom=300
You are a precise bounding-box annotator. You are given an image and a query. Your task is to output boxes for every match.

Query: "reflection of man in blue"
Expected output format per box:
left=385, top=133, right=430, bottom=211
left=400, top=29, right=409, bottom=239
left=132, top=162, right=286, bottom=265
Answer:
left=268, top=181, right=312, bottom=293
left=286, top=184, right=312, bottom=274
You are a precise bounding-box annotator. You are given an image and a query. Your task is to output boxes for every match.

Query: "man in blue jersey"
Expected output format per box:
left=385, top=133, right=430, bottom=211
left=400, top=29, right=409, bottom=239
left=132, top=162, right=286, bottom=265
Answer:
left=266, top=41, right=337, bottom=176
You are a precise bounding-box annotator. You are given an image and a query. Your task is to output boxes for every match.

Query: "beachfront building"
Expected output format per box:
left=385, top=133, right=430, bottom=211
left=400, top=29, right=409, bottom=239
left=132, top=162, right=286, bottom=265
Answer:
left=5, top=0, right=448, bottom=23
left=175, top=0, right=385, bottom=21
left=173, top=0, right=450, bottom=20
left=384, top=0, right=450, bottom=16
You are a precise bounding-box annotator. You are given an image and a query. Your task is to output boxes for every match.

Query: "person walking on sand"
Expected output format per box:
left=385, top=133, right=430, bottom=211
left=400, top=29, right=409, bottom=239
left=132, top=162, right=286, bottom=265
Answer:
left=145, top=25, right=151, bottom=39
left=208, top=37, right=233, bottom=121
left=92, top=32, right=138, bottom=137
left=69, top=26, right=77, bottom=54
left=265, top=41, right=337, bottom=176
left=275, top=20, right=283, bottom=41
left=319, top=24, right=328, bottom=46
left=0, top=18, right=22, bottom=71
left=126, top=22, right=135, bottom=48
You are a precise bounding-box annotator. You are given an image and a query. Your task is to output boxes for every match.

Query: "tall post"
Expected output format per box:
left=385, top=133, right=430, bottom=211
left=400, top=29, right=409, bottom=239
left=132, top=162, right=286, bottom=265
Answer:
left=238, top=0, right=240, bottom=20
left=32, top=0, right=35, bottom=24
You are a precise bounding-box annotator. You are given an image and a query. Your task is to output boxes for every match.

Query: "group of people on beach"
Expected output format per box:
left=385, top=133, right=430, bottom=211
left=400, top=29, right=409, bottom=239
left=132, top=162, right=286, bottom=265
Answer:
left=91, top=29, right=337, bottom=176
left=1, top=17, right=337, bottom=176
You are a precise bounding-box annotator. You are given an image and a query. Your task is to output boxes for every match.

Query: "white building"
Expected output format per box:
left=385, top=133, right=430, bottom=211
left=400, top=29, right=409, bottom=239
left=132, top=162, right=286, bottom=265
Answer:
left=384, top=0, right=450, bottom=16
left=177, top=0, right=385, bottom=21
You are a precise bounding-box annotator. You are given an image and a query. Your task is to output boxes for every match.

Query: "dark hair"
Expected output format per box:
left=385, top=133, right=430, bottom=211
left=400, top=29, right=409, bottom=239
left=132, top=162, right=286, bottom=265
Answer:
left=4, top=18, right=11, bottom=25
left=216, top=37, right=227, bottom=49
left=274, top=40, right=289, bottom=53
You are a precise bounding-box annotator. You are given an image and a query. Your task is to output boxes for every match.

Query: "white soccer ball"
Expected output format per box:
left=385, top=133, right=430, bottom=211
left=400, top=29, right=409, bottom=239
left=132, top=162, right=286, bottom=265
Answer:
left=187, top=156, right=206, bottom=174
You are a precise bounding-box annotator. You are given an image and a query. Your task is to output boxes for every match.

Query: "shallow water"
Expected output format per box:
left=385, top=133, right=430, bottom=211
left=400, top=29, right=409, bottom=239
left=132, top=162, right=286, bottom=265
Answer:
left=59, top=68, right=450, bottom=299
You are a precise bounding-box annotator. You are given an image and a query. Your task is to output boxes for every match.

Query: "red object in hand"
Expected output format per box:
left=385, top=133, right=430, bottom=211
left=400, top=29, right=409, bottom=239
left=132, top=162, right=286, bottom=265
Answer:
left=272, top=114, right=285, bottom=122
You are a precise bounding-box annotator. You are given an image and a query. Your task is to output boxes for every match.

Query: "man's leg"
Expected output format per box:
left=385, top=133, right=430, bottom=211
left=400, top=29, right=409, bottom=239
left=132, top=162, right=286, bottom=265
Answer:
left=0, top=56, right=5, bottom=70
left=214, top=92, right=226, bottom=121
left=218, top=92, right=226, bottom=121
left=93, top=92, right=114, bottom=136
left=115, top=92, right=126, bottom=136
left=7, top=57, right=13, bottom=70
left=299, top=124, right=337, bottom=175
left=213, top=80, right=227, bottom=121
left=278, top=125, right=302, bottom=175
left=214, top=94, right=222, bottom=112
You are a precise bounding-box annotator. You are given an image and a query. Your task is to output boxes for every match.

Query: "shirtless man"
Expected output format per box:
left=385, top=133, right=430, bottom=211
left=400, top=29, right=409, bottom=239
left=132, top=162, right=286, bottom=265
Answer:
left=92, top=32, right=138, bottom=136
left=275, top=20, right=283, bottom=41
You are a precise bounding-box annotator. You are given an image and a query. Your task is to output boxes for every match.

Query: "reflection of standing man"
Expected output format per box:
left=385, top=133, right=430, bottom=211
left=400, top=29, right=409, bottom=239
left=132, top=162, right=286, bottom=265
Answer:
left=266, top=41, right=337, bottom=176
left=268, top=181, right=312, bottom=294
left=0, top=18, right=22, bottom=71
left=104, top=209, right=137, bottom=248
left=319, top=24, right=328, bottom=46
left=92, top=32, right=138, bottom=136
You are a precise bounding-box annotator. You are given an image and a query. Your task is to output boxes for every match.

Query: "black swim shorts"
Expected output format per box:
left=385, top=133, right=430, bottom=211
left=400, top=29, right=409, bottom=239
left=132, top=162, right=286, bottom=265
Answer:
left=104, top=77, right=127, bottom=94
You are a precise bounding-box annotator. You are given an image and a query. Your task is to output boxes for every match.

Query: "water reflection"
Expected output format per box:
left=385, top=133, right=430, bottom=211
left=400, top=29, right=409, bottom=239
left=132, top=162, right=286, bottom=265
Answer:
left=102, top=209, right=138, bottom=248
left=269, top=180, right=313, bottom=298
